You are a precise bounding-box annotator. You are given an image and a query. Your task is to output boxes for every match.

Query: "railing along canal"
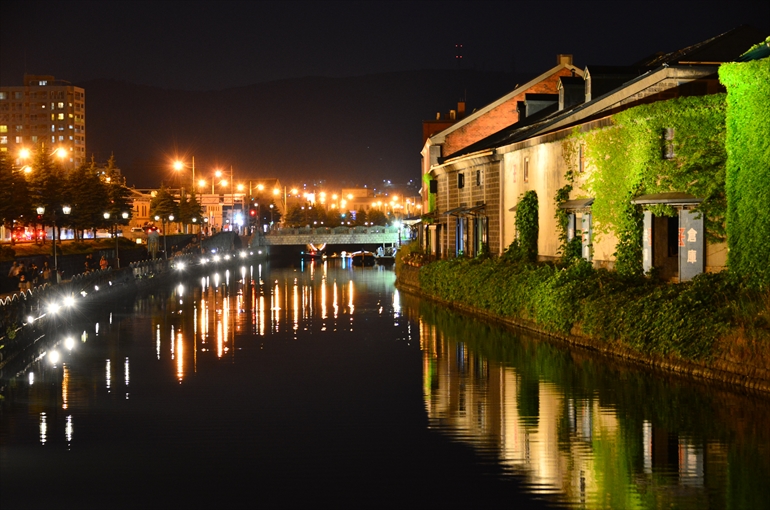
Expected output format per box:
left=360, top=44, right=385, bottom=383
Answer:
left=0, top=253, right=202, bottom=368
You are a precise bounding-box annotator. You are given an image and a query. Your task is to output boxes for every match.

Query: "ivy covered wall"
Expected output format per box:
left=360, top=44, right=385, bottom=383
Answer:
left=571, top=94, right=727, bottom=275
left=719, top=56, right=770, bottom=286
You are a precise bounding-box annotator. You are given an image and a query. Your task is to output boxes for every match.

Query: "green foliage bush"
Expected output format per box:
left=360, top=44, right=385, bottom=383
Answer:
left=503, top=190, right=538, bottom=264
left=719, top=57, right=770, bottom=286
left=419, top=256, right=765, bottom=361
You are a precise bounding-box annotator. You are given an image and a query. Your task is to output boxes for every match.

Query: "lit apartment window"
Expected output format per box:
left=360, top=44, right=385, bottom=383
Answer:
left=0, top=125, right=6, bottom=132
left=15, top=136, right=22, bottom=143
left=38, top=80, right=48, bottom=86
left=0, top=92, right=6, bottom=100
left=57, top=113, right=64, bottom=120
left=57, top=102, right=64, bottom=108
left=0, top=136, right=7, bottom=144
left=31, top=136, right=38, bottom=142
left=15, top=125, right=22, bottom=132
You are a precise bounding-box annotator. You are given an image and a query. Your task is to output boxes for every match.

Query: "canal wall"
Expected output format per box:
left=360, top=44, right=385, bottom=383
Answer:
left=395, top=265, right=770, bottom=396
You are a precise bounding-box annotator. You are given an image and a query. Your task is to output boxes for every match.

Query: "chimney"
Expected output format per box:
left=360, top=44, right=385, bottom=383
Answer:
left=457, top=101, right=466, bottom=118
left=557, top=54, right=573, bottom=66
left=449, top=109, right=456, bottom=120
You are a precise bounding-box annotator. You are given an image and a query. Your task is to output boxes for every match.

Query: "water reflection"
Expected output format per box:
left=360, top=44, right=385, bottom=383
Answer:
left=412, top=296, right=770, bottom=508
left=3, top=259, right=768, bottom=509
left=144, top=260, right=398, bottom=382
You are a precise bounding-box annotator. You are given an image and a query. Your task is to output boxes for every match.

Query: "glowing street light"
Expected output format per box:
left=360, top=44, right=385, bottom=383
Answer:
left=40, top=204, right=71, bottom=281
left=104, top=211, right=129, bottom=267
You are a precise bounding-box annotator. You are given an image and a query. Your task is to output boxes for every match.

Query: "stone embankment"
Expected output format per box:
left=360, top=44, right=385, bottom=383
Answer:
left=395, top=265, right=770, bottom=396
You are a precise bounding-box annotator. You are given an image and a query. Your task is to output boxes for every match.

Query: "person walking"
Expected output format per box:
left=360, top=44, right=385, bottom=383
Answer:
left=100, top=255, right=108, bottom=270
left=41, top=261, right=52, bottom=283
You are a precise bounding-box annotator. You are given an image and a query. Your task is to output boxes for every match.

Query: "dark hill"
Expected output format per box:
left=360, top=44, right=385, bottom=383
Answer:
left=78, top=70, right=523, bottom=188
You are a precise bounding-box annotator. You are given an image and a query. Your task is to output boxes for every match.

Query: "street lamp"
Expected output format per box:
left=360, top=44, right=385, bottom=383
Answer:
left=155, top=214, right=174, bottom=259
left=39, top=205, right=71, bottom=282
left=173, top=157, right=195, bottom=193
left=104, top=211, right=129, bottom=268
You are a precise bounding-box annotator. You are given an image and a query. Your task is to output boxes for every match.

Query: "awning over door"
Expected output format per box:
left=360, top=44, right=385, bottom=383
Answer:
left=631, top=192, right=702, bottom=207
left=558, top=198, right=594, bottom=211
left=443, top=204, right=486, bottom=216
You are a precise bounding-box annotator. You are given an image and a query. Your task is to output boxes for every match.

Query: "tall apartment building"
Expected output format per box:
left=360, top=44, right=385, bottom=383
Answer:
left=0, top=74, right=85, bottom=169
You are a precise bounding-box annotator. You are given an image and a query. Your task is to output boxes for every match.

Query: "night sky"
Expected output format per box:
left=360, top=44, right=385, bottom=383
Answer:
left=2, top=1, right=769, bottom=186
left=4, top=1, right=769, bottom=90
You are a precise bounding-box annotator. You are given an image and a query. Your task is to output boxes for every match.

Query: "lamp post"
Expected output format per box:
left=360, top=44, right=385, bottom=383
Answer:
left=174, top=157, right=199, bottom=234
left=173, top=157, right=195, bottom=194
left=39, top=205, right=71, bottom=282
left=104, top=211, right=129, bottom=268
left=155, top=214, right=174, bottom=259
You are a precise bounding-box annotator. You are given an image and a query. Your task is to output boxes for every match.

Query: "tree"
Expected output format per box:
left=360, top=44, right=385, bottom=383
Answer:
left=103, top=154, right=133, bottom=235
left=284, top=204, right=305, bottom=227
left=27, top=143, right=66, bottom=243
left=150, top=185, right=179, bottom=231
left=368, top=209, right=388, bottom=226
left=0, top=152, right=33, bottom=244
left=325, top=209, right=343, bottom=228
left=178, top=192, right=202, bottom=232
left=65, top=158, right=108, bottom=240
left=354, top=208, right=368, bottom=226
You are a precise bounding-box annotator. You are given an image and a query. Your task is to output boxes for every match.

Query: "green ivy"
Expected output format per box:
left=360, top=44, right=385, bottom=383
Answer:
left=566, top=94, right=727, bottom=270
left=503, top=190, right=539, bottom=263
left=417, top=256, right=769, bottom=361
left=719, top=56, right=770, bottom=287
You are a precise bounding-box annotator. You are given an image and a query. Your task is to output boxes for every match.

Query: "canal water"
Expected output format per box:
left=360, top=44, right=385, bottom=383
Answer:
left=1, top=259, right=769, bottom=509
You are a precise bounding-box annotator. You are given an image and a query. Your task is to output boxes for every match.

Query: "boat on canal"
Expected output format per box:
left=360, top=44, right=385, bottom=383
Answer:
left=350, top=250, right=376, bottom=266
left=374, top=246, right=397, bottom=266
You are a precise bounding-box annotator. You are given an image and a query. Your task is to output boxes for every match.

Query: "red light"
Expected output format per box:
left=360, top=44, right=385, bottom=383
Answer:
left=250, top=210, right=256, bottom=216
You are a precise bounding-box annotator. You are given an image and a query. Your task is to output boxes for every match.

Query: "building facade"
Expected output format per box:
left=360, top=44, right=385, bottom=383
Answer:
left=420, top=26, right=766, bottom=281
left=0, top=74, right=86, bottom=169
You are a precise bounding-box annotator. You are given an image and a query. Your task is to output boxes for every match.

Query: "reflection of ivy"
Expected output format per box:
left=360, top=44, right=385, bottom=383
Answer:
left=719, top=56, right=770, bottom=286
left=414, top=295, right=770, bottom=508
left=566, top=94, right=727, bottom=270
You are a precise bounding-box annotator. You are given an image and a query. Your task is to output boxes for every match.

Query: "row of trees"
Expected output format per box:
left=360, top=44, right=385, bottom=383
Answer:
left=0, top=144, right=133, bottom=243
left=282, top=203, right=390, bottom=228
left=149, top=185, right=203, bottom=232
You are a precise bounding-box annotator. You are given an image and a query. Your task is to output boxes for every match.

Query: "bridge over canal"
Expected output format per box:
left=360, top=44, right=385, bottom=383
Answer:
left=249, top=225, right=400, bottom=251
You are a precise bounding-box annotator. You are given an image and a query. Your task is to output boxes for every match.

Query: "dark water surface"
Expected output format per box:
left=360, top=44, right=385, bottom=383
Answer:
left=1, top=259, right=769, bottom=509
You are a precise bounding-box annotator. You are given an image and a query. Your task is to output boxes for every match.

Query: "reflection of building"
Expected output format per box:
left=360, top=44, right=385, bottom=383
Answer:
left=0, top=74, right=86, bottom=169
left=418, top=320, right=715, bottom=507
